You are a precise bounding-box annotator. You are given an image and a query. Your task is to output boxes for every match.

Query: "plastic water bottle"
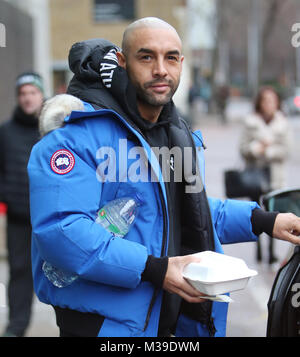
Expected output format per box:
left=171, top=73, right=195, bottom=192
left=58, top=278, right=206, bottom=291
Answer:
left=95, top=194, right=142, bottom=237
left=42, top=193, right=142, bottom=288
left=42, top=262, right=78, bottom=288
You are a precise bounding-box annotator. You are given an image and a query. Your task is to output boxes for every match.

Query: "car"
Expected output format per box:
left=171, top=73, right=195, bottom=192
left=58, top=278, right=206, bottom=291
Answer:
left=261, top=187, right=300, bottom=336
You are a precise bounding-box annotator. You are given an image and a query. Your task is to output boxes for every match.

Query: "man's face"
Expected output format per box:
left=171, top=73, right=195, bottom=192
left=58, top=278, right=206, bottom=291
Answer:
left=119, top=27, right=184, bottom=109
left=18, top=84, right=43, bottom=116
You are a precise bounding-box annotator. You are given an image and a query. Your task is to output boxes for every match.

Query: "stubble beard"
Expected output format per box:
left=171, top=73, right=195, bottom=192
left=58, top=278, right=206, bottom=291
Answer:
left=136, top=78, right=177, bottom=107
left=127, top=66, right=179, bottom=107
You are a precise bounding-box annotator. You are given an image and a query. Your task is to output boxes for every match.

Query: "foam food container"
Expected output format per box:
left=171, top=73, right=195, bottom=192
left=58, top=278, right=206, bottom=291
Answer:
left=182, top=251, right=257, bottom=296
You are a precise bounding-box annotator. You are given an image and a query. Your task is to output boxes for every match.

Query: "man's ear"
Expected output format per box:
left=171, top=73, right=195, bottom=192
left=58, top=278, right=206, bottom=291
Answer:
left=116, top=51, right=126, bottom=69
left=179, top=55, right=184, bottom=74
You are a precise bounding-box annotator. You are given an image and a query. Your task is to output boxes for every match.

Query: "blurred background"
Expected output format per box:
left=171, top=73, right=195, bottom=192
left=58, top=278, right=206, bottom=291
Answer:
left=0, top=0, right=300, bottom=337
left=2, top=0, right=300, bottom=120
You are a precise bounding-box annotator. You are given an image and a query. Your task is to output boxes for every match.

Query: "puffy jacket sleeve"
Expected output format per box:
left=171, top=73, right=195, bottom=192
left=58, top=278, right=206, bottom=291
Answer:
left=208, top=196, right=259, bottom=244
left=27, top=129, right=148, bottom=289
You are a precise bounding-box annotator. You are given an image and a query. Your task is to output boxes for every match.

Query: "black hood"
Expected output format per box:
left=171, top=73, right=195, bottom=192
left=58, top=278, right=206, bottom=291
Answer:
left=67, top=38, right=179, bottom=132
left=67, top=38, right=140, bottom=125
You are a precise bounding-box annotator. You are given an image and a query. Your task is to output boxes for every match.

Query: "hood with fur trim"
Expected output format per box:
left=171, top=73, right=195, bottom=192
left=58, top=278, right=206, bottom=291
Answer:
left=39, top=94, right=84, bottom=137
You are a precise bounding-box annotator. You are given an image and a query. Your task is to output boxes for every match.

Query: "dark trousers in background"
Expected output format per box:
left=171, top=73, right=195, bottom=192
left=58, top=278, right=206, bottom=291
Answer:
left=5, top=218, right=33, bottom=337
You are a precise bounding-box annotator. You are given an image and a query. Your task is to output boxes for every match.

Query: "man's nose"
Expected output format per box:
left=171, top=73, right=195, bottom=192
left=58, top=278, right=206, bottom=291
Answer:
left=153, top=58, right=168, bottom=77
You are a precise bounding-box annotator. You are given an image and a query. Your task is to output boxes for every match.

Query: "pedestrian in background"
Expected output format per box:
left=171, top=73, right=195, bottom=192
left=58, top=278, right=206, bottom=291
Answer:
left=239, top=86, right=292, bottom=265
left=0, top=72, right=43, bottom=337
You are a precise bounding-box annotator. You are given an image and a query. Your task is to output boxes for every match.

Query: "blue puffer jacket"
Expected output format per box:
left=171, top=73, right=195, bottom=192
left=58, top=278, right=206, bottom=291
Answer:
left=28, top=97, right=259, bottom=337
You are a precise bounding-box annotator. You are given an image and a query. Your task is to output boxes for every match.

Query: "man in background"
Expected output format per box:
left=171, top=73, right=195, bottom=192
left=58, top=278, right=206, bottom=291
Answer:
left=0, top=72, right=43, bottom=337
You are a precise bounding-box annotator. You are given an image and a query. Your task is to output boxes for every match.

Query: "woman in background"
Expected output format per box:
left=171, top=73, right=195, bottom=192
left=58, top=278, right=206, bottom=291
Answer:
left=240, top=86, right=292, bottom=264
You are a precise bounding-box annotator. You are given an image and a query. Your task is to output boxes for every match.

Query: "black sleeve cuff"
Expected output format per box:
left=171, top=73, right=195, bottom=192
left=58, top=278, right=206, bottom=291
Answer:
left=251, top=208, right=279, bottom=237
left=141, top=255, right=168, bottom=288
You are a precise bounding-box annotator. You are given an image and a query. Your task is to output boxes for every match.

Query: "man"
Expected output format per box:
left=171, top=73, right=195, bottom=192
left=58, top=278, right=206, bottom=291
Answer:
left=28, top=18, right=300, bottom=337
left=0, top=72, right=44, bottom=337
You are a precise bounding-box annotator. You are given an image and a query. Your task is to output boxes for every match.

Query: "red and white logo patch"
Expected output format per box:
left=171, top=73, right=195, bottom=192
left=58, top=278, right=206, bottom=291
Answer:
left=50, top=149, right=75, bottom=175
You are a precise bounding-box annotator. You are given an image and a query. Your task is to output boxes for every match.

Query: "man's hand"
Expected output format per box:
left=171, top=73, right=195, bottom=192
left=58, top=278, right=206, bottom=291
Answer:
left=272, top=213, right=300, bottom=245
left=163, top=255, right=206, bottom=303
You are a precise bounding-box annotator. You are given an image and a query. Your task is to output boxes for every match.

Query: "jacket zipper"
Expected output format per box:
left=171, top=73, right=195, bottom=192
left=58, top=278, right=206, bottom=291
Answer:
left=207, top=317, right=217, bottom=337
left=143, top=184, right=168, bottom=332
left=205, top=191, right=217, bottom=336
left=181, top=118, right=217, bottom=336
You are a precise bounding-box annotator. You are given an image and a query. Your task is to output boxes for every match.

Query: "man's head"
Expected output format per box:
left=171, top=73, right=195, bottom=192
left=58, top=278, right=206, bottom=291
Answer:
left=16, top=72, right=44, bottom=116
left=117, top=17, right=184, bottom=120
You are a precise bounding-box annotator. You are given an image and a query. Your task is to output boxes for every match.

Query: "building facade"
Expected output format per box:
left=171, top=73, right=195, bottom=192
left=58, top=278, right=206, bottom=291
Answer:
left=0, top=0, right=34, bottom=121
left=50, top=0, right=187, bottom=96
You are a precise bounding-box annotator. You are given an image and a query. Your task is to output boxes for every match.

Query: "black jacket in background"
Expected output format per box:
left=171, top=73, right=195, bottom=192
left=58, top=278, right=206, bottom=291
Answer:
left=0, top=106, right=40, bottom=222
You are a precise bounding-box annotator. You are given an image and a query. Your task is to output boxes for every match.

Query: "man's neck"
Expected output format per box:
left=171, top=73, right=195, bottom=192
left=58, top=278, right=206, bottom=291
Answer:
left=137, top=102, right=163, bottom=123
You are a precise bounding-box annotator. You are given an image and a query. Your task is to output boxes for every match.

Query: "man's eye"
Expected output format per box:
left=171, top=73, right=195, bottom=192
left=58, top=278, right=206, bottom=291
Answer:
left=168, top=56, right=179, bottom=62
left=141, top=55, right=152, bottom=60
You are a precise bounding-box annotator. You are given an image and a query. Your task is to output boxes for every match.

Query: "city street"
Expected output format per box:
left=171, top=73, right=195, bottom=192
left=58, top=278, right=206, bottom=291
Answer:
left=0, top=102, right=299, bottom=337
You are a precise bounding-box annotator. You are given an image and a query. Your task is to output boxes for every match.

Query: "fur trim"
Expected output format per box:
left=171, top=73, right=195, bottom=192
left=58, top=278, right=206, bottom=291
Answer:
left=39, top=94, right=84, bottom=136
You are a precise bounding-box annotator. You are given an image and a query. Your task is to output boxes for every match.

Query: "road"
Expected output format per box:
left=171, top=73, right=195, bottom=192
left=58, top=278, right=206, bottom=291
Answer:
left=0, top=100, right=299, bottom=337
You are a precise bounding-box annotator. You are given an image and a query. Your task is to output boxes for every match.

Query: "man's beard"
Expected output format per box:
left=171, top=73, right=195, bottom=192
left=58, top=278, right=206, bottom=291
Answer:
left=126, top=65, right=179, bottom=107
left=135, top=78, right=178, bottom=107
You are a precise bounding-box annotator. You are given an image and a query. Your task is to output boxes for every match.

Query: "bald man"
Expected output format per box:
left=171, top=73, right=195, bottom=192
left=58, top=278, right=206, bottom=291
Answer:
left=28, top=17, right=300, bottom=337
left=117, top=17, right=184, bottom=120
